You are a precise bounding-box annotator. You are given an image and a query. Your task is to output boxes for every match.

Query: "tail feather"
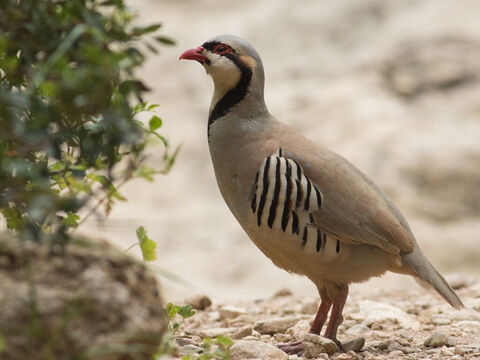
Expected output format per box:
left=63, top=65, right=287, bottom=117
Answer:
left=402, top=247, right=463, bottom=309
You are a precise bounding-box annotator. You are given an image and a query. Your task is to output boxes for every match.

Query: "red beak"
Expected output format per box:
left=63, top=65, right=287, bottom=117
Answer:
left=179, top=46, right=207, bottom=63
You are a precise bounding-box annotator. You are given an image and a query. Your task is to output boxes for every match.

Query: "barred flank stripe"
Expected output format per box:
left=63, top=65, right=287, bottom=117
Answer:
left=323, top=233, right=327, bottom=248
left=302, top=227, right=308, bottom=246
left=314, top=186, right=322, bottom=208
left=251, top=171, right=259, bottom=213
left=316, top=229, right=322, bottom=252
left=267, top=157, right=281, bottom=228
left=257, top=157, right=271, bottom=226
left=281, top=160, right=293, bottom=231
left=336, top=240, right=340, bottom=254
left=304, top=178, right=312, bottom=210
left=291, top=211, right=299, bottom=235
left=293, top=160, right=304, bottom=207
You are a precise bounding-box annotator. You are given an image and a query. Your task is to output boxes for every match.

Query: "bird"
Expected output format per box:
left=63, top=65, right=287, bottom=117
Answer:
left=179, top=35, right=463, bottom=354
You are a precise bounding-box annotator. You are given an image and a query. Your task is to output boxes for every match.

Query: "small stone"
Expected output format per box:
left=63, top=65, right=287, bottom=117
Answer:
left=230, top=340, right=288, bottom=360
left=441, top=347, right=455, bottom=356
left=367, top=340, right=388, bottom=350
left=286, top=319, right=310, bottom=340
left=302, top=333, right=338, bottom=357
left=219, top=305, right=247, bottom=320
left=391, top=336, right=410, bottom=347
left=186, top=294, right=212, bottom=310
left=196, top=325, right=252, bottom=339
left=370, top=322, right=383, bottom=330
left=431, top=314, right=452, bottom=325
left=454, top=345, right=465, bottom=356
left=403, top=347, right=417, bottom=354
left=274, top=288, right=293, bottom=297
left=174, top=337, right=198, bottom=347
left=273, top=333, right=293, bottom=343
left=446, top=337, right=457, bottom=347
left=359, top=300, right=419, bottom=329
left=424, top=333, right=447, bottom=348
left=335, top=351, right=360, bottom=360
left=388, top=350, right=404, bottom=357
left=178, top=344, right=203, bottom=356
left=253, top=316, right=300, bottom=335
left=346, top=324, right=371, bottom=336
left=342, top=337, right=365, bottom=352
left=387, top=341, right=403, bottom=352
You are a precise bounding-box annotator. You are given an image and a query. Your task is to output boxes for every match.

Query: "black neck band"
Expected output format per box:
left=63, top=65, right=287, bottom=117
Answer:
left=208, top=54, right=252, bottom=138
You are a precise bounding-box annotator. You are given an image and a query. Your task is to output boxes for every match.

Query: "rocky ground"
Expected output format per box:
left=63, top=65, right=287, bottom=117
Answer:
left=169, top=276, right=480, bottom=359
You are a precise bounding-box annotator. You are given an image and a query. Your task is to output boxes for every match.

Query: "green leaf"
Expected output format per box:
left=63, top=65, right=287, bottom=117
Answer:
left=1, top=208, right=22, bottom=230
left=132, top=24, right=162, bottom=36
left=165, top=303, right=181, bottom=319
left=154, top=36, right=175, bottom=45
left=136, top=226, right=157, bottom=261
left=149, top=115, right=162, bottom=131
left=134, top=165, right=156, bottom=182
left=62, top=213, right=80, bottom=228
left=178, top=305, right=195, bottom=319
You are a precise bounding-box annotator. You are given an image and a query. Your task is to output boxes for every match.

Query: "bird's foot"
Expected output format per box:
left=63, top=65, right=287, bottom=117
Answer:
left=277, top=340, right=303, bottom=355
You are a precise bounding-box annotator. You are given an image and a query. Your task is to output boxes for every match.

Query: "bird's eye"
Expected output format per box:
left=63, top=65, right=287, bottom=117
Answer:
left=213, top=44, right=232, bottom=55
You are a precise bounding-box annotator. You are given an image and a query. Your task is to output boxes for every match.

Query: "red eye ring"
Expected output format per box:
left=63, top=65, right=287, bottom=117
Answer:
left=213, top=44, right=233, bottom=55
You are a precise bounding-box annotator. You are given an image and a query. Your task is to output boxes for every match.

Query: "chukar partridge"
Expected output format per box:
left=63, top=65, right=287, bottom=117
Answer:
left=179, top=35, right=463, bottom=353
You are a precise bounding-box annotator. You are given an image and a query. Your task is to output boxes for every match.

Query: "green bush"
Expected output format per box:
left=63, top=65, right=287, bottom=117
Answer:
left=0, top=0, right=175, bottom=244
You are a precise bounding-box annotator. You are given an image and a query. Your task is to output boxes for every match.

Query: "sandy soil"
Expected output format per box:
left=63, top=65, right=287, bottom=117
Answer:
left=80, top=0, right=480, bottom=303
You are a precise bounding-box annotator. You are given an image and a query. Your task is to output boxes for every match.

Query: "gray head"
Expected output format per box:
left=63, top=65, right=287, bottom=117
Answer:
left=180, top=35, right=268, bottom=130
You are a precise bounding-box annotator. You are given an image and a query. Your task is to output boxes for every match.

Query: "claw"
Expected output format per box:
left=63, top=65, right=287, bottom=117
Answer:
left=277, top=340, right=303, bottom=355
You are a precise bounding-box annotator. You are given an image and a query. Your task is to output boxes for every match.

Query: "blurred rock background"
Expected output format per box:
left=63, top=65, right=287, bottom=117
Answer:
left=81, top=0, right=480, bottom=302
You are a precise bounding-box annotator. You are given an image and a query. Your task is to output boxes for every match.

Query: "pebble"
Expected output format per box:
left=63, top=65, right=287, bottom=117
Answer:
left=219, top=305, right=247, bottom=320
left=334, top=351, right=360, bottom=360
left=454, top=345, right=465, bottom=356
left=174, top=337, right=198, bottom=347
left=195, top=325, right=252, bottom=339
left=230, top=340, right=288, bottom=360
left=186, top=294, right=212, bottom=310
left=441, top=347, right=455, bottom=356
left=273, top=333, right=293, bottom=343
left=302, top=333, right=338, bottom=357
left=254, top=316, right=300, bottom=335
left=178, top=344, right=203, bottom=356
left=391, top=336, right=410, bottom=347
left=286, top=319, right=310, bottom=340
left=343, top=337, right=365, bottom=352
left=274, top=288, right=293, bottom=297
left=346, top=324, right=371, bottom=336
left=387, top=341, right=403, bottom=352
left=366, top=340, right=389, bottom=350
left=359, top=300, right=419, bottom=329
left=388, top=350, right=404, bottom=357
left=369, top=322, right=383, bottom=330
left=431, top=314, right=452, bottom=325
left=424, top=333, right=447, bottom=347
left=446, top=337, right=457, bottom=347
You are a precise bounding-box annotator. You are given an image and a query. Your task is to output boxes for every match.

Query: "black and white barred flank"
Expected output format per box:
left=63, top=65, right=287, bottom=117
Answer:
left=251, top=148, right=340, bottom=254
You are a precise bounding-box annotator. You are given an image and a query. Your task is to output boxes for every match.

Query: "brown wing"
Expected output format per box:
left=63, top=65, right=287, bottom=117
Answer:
left=284, top=147, right=415, bottom=255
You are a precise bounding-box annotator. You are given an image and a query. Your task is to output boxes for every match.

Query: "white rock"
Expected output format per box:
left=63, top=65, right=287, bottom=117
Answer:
left=424, top=333, right=447, bottom=348
left=253, top=316, right=300, bottom=335
left=219, top=305, right=247, bottom=320
left=302, top=333, right=338, bottom=357
left=346, top=324, right=371, bottom=336
left=431, top=314, right=452, bottom=325
left=359, top=300, right=419, bottom=329
left=230, top=340, right=288, bottom=360
left=454, top=345, right=465, bottom=356
left=196, top=325, right=252, bottom=339
left=285, top=319, right=310, bottom=340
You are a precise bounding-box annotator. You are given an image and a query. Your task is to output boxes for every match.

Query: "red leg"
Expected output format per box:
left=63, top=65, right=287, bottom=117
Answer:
left=324, top=286, right=349, bottom=348
left=309, top=291, right=332, bottom=334
left=278, top=291, right=332, bottom=354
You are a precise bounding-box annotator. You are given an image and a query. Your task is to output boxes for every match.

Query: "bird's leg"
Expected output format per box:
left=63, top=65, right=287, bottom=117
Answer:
left=323, top=285, right=349, bottom=349
left=277, top=292, right=332, bottom=355
left=309, top=291, right=332, bottom=334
